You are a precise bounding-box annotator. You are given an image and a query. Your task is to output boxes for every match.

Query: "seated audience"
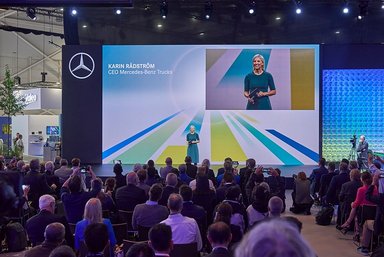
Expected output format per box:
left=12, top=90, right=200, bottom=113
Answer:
left=159, top=157, right=173, bottom=179
left=133, top=163, right=143, bottom=173
left=104, top=178, right=116, bottom=200
left=338, top=169, right=362, bottom=229
left=54, top=159, right=72, bottom=185
left=75, top=198, right=116, bottom=256
left=266, top=168, right=286, bottom=212
left=239, top=159, right=256, bottom=206
left=25, top=222, right=65, bottom=257
left=126, top=243, right=155, bottom=257
left=221, top=186, right=247, bottom=233
left=216, top=161, right=240, bottom=186
left=146, top=166, right=161, bottom=187
left=217, top=157, right=233, bottom=177
left=159, top=173, right=179, bottom=206
left=214, top=202, right=242, bottom=246
left=54, top=156, right=62, bottom=171
left=202, top=159, right=217, bottom=188
left=185, top=156, right=198, bottom=179
left=309, top=158, right=327, bottom=201
left=290, top=172, right=313, bottom=215
left=189, top=166, right=216, bottom=191
left=113, top=163, right=126, bottom=189
left=148, top=223, right=173, bottom=257
left=115, top=172, right=147, bottom=211
left=192, top=171, right=216, bottom=223
left=318, top=162, right=337, bottom=204
left=132, top=184, right=169, bottom=230
left=44, top=161, right=60, bottom=196
left=245, top=166, right=264, bottom=203
left=137, top=169, right=151, bottom=195
left=61, top=168, right=101, bottom=223
left=161, top=193, right=202, bottom=251
left=146, top=160, right=158, bottom=174
left=26, top=194, right=73, bottom=247
left=268, top=196, right=284, bottom=218
left=23, top=158, right=55, bottom=209
left=49, top=245, right=76, bottom=257
left=179, top=164, right=193, bottom=185
left=93, top=178, right=116, bottom=212
left=216, top=172, right=236, bottom=204
left=235, top=219, right=316, bottom=257
left=206, top=222, right=232, bottom=257
left=247, top=182, right=270, bottom=227
left=84, top=223, right=110, bottom=257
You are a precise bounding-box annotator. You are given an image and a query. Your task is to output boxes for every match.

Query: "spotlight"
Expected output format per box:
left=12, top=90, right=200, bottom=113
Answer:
left=204, top=1, right=213, bottom=19
left=115, top=9, right=121, bottom=15
left=343, top=7, right=349, bottom=14
left=26, top=7, right=37, bottom=20
left=248, top=1, right=256, bottom=14
left=294, top=0, right=302, bottom=14
left=160, top=1, right=168, bottom=19
left=71, top=8, right=77, bottom=16
left=357, top=15, right=363, bottom=20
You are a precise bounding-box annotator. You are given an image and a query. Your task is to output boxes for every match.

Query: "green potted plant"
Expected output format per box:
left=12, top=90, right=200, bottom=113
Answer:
left=0, top=65, right=26, bottom=158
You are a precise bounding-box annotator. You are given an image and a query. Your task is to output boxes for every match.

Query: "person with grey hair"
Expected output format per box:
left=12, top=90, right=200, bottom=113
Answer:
left=268, top=196, right=283, bottom=218
left=357, top=135, right=369, bottom=169
left=133, top=163, right=143, bottom=173
left=116, top=172, right=146, bottom=211
left=159, top=173, right=179, bottom=206
left=244, top=54, right=276, bottom=110
left=235, top=219, right=316, bottom=257
left=186, top=125, right=200, bottom=165
left=49, top=245, right=76, bottom=257
left=44, top=161, right=60, bottom=197
left=161, top=193, right=202, bottom=251
left=54, top=159, right=72, bottom=185
left=16, top=160, right=25, bottom=172
left=25, top=222, right=66, bottom=257
left=26, top=194, right=73, bottom=247
left=160, top=157, right=173, bottom=179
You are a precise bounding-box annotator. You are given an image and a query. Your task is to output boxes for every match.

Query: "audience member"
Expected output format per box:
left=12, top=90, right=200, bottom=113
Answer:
left=192, top=171, right=216, bottom=223
left=217, top=158, right=233, bottom=177
left=54, top=156, right=62, bottom=171
left=245, top=166, right=264, bottom=203
left=93, top=178, right=116, bottom=212
left=239, top=159, right=256, bottom=206
left=309, top=158, right=328, bottom=201
left=202, top=159, right=217, bottom=188
left=290, top=172, right=313, bottom=215
left=44, top=161, right=60, bottom=197
left=266, top=168, right=286, bottom=212
left=75, top=198, right=116, bottom=256
left=147, top=160, right=158, bottom=173
left=217, top=161, right=240, bottom=185
left=26, top=194, right=73, bottom=247
left=214, top=202, right=242, bottom=246
left=126, top=243, right=154, bottom=257
left=148, top=223, right=173, bottom=257
left=216, top=172, right=236, bottom=204
left=113, top=163, right=126, bottom=189
left=185, top=156, right=198, bottom=179
left=84, top=223, right=110, bottom=257
left=49, top=245, right=76, bottom=257
left=146, top=166, right=161, bottom=187
left=137, top=169, right=150, bottom=195
left=23, top=158, right=55, bottom=209
left=206, top=222, right=232, bottom=257
left=161, top=193, right=202, bottom=251
left=189, top=166, right=215, bottom=191
left=61, top=167, right=101, bottom=223
left=132, top=184, right=169, bottom=230
left=104, top=178, right=116, bottom=199
left=133, top=163, right=143, bottom=173
left=178, top=164, right=193, bottom=185
left=115, top=172, right=147, bottom=211
left=235, top=219, right=316, bottom=257
left=54, top=159, right=72, bottom=186
left=318, top=162, right=337, bottom=204
left=338, top=169, right=362, bottom=229
left=221, top=186, right=247, bottom=233
left=159, top=157, right=173, bottom=179
left=158, top=173, right=179, bottom=206
left=268, top=196, right=283, bottom=218
left=25, top=222, right=65, bottom=257
left=246, top=182, right=270, bottom=227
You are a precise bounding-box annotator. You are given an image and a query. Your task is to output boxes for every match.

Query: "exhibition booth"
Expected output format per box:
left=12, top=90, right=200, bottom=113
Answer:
left=11, top=88, right=61, bottom=159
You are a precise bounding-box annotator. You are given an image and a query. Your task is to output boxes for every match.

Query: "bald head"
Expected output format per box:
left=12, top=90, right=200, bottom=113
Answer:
left=126, top=172, right=138, bottom=185
left=167, top=193, right=183, bottom=213
left=44, top=222, right=65, bottom=244
left=39, top=194, right=56, bottom=212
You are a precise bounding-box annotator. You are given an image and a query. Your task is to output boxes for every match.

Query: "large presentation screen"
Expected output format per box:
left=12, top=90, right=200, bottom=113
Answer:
left=102, top=45, right=320, bottom=165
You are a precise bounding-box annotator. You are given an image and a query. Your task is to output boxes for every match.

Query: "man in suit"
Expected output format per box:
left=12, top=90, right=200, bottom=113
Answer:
left=185, top=156, right=198, bottom=179
left=25, top=222, right=66, bottom=257
left=206, top=222, right=232, bottom=257
left=309, top=158, right=328, bottom=201
left=357, top=135, right=369, bottom=169
left=216, top=172, right=236, bottom=204
left=239, top=159, right=256, bottom=206
left=318, top=162, right=337, bottom=204
left=149, top=223, right=173, bottom=257
left=159, top=173, right=179, bottom=206
left=26, top=194, right=73, bottom=247
left=23, top=159, right=55, bottom=209
left=115, top=172, right=147, bottom=211
left=159, top=157, right=174, bottom=179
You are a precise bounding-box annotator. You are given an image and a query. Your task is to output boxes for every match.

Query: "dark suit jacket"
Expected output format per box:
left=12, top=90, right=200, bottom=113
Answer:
left=318, top=172, right=337, bottom=198
left=114, top=173, right=126, bottom=189
left=0, top=170, right=23, bottom=197
left=206, top=247, right=232, bottom=257
left=159, top=186, right=179, bottom=206
left=326, top=171, right=350, bottom=204
left=24, top=241, right=59, bottom=257
left=216, top=184, right=234, bottom=204
left=181, top=201, right=207, bottom=240
left=186, top=164, right=198, bottom=179
left=26, top=210, right=73, bottom=247
left=115, top=184, right=147, bottom=211
left=309, top=166, right=328, bottom=193
left=23, top=170, right=55, bottom=209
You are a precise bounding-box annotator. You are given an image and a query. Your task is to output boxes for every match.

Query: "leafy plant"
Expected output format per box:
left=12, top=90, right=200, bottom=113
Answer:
left=0, top=65, right=26, bottom=157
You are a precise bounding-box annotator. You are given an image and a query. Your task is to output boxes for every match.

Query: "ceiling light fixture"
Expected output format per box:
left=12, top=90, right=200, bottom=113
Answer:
left=248, top=1, right=256, bottom=14
left=342, top=1, right=349, bottom=14
left=26, top=7, right=37, bottom=20
left=294, top=0, right=302, bottom=14
left=71, top=8, right=77, bottom=16
left=160, top=1, right=168, bottom=19
left=115, top=9, right=122, bottom=15
left=204, top=1, right=213, bottom=19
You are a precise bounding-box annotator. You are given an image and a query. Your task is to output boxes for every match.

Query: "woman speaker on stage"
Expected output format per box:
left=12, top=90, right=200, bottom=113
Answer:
left=186, top=125, right=199, bottom=164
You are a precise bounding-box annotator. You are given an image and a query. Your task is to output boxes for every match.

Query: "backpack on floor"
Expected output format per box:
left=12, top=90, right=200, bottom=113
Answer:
left=5, top=222, right=27, bottom=252
left=315, top=206, right=334, bottom=226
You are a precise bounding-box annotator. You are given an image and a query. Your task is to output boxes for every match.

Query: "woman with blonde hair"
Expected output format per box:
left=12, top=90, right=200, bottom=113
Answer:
left=290, top=172, right=313, bottom=215
left=74, top=198, right=116, bottom=255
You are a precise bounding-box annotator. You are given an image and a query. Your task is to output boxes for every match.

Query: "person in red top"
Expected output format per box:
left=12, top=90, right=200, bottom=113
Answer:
left=341, top=171, right=378, bottom=231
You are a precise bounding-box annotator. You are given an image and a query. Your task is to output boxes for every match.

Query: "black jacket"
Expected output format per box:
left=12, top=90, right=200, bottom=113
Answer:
left=115, top=184, right=147, bottom=211
left=366, top=185, right=384, bottom=236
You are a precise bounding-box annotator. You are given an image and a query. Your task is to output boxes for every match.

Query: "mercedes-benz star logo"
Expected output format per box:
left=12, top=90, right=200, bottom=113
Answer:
left=69, top=52, right=95, bottom=79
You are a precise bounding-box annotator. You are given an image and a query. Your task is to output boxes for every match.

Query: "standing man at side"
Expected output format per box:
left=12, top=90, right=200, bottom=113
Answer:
left=357, top=135, right=368, bottom=169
